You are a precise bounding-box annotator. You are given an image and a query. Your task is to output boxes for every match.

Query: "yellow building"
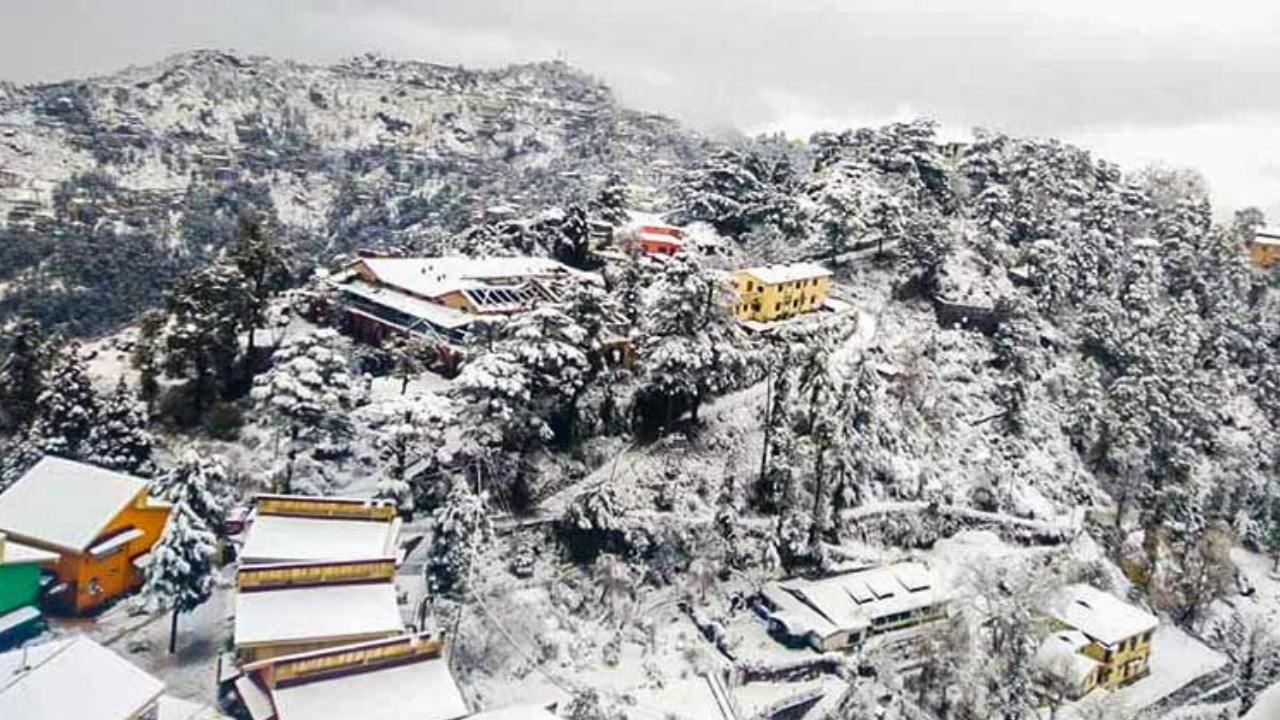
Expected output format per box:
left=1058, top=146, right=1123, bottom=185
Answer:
left=1038, top=584, right=1158, bottom=699
left=1249, top=229, right=1280, bottom=268
left=731, top=263, right=833, bottom=323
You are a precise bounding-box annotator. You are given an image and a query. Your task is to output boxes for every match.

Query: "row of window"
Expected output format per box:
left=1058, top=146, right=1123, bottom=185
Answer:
left=1100, top=631, right=1152, bottom=663
left=740, top=277, right=824, bottom=293
left=735, top=295, right=820, bottom=316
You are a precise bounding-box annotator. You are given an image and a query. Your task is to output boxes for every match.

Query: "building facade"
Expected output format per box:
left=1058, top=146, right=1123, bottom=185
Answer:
left=334, top=255, right=589, bottom=352
left=634, top=223, right=686, bottom=257
left=0, top=533, right=58, bottom=646
left=0, top=458, right=170, bottom=615
left=732, top=263, right=833, bottom=323
left=1039, top=584, right=1158, bottom=697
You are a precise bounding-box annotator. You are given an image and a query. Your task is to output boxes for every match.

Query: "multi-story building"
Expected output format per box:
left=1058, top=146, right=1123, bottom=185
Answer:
left=1037, top=584, right=1158, bottom=698
left=731, top=263, right=833, bottom=323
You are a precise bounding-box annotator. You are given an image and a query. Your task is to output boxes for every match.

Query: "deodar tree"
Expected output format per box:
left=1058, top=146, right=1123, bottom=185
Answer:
left=252, top=329, right=359, bottom=493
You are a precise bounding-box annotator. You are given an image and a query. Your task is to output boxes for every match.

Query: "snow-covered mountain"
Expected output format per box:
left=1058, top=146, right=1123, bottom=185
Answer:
left=0, top=50, right=709, bottom=334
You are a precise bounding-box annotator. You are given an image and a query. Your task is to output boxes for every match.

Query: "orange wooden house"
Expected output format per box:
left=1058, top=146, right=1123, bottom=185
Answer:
left=0, top=457, right=170, bottom=614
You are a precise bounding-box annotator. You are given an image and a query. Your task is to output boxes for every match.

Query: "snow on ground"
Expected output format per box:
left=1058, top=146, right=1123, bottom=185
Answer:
left=39, top=565, right=235, bottom=710
left=1227, top=547, right=1280, bottom=626
left=1110, top=624, right=1225, bottom=710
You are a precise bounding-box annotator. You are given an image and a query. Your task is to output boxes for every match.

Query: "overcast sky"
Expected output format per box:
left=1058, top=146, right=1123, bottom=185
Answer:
left=3, top=1, right=1279, bottom=215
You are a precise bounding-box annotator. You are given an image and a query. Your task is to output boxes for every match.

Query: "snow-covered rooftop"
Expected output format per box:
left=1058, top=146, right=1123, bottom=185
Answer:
left=339, top=280, right=476, bottom=330
left=357, top=256, right=580, bottom=300
left=0, top=636, right=164, bottom=720
left=1045, top=584, right=1157, bottom=648
left=239, top=514, right=401, bottom=565
left=1035, top=630, right=1100, bottom=688
left=270, top=649, right=469, bottom=720
left=233, top=582, right=404, bottom=647
left=0, top=535, right=60, bottom=565
left=768, top=562, right=948, bottom=637
left=735, top=263, right=833, bottom=285
left=0, top=457, right=148, bottom=552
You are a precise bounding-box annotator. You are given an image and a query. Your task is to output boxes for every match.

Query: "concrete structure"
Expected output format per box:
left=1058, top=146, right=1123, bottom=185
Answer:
left=0, top=457, right=170, bottom=614
left=732, top=263, right=833, bottom=323
left=1249, top=228, right=1280, bottom=268
left=760, top=562, right=950, bottom=652
left=1040, top=584, right=1158, bottom=695
left=0, top=532, right=58, bottom=646
left=236, top=633, right=470, bottom=720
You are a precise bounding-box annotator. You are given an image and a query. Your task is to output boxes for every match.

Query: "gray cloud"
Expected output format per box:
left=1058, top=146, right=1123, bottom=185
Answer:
left=3, top=1, right=1279, bottom=211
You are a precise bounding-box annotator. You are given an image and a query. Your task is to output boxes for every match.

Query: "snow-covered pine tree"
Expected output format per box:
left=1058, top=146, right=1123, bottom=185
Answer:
left=30, top=342, right=100, bottom=459
left=231, top=214, right=292, bottom=355
left=1206, top=609, right=1280, bottom=715
left=757, top=349, right=797, bottom=514
left=807, top=158, right=877, bottom=257
left=502, top=307, right=591, bottom=445
left=252, top=329, right=359, bottom=492
left=452, top=350, right=542, bottom=452
left=592, top=172, right=629, bottom=227
left=131, top=309, right=163, bottom=409
left=896, top=207, right=954, bottom=297
left=86, top=378, right=155, bottom=475
left=385, top=333, right=433, bottom=396
left=548, top=204, right=591, bottom=269
left=0, top=317, right=50, bottom=433
left=161, top=264, right=252, bottom=413
left=372, top=394, right=449, bottom=514
left=143, top=499, right=217, bottom=653
left=0, top=436, right=41, bottom=493
left=670, top=145, right=799, bottom=238
left=150, top=450, right=235, bottom=537
left=562, top=689, right=626, bottom=720
left=635, top=253, right=744, bottom=434
left=425, top=480, right=492, bottom=595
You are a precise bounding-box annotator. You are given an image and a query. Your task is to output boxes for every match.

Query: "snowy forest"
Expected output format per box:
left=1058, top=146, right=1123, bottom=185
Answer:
left=2, top=51, right=1280, bottom=720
